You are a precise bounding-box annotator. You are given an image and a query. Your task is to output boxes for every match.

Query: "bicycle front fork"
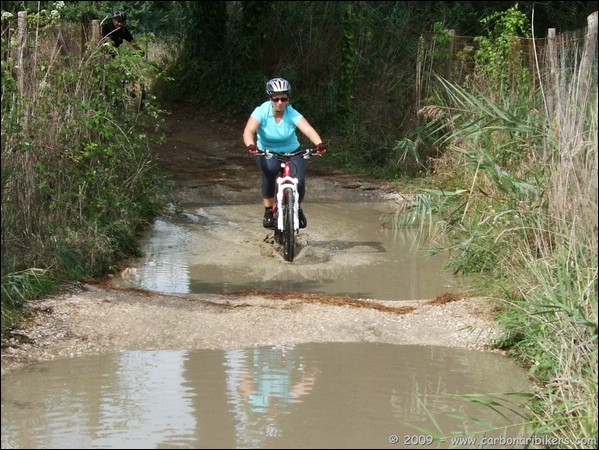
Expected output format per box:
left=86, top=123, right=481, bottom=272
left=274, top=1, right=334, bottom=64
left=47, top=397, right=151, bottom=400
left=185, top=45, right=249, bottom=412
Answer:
left=275, top=176, right=300, bottom=231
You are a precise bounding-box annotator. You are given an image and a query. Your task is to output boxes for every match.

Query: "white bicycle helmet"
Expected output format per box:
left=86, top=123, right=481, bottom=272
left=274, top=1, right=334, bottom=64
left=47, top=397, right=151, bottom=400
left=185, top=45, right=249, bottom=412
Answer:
left=265, top=78, right=291, bottom=96
left=113, top=10, right=127, bottom=22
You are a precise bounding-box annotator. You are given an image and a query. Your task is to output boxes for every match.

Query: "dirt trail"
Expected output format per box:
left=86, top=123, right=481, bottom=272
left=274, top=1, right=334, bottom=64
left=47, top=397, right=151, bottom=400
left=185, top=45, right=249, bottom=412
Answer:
left=1, top=103, right=505, bottom=376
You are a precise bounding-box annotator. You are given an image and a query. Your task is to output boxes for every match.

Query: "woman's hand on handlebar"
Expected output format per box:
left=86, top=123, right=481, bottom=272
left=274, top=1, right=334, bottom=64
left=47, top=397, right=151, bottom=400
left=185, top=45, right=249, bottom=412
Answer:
left=314, top=142, right=327, bottom=155
left=249, top=147, right=325, bottom=159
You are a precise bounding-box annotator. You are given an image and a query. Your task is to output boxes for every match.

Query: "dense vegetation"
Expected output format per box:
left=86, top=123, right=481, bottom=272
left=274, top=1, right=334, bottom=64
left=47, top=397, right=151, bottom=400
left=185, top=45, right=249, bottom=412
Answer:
left=1, top=1, right=597, bottom=447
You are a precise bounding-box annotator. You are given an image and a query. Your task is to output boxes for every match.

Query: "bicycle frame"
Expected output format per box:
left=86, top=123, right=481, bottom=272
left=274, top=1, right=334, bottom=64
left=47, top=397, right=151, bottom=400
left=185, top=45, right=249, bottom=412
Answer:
left=257, top=148, right=318, bottom=262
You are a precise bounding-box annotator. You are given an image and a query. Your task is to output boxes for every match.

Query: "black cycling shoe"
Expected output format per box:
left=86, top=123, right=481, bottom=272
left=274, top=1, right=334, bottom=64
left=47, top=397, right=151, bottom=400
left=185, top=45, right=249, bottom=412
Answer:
left=298, top=208, right=307, bottom=229
left=263, top=208, right=274, bottom=228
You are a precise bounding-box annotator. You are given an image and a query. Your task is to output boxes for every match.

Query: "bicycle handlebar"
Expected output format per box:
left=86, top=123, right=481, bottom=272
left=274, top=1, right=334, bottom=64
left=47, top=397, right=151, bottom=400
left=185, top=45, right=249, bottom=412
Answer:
left=254, top=148, right=322, bottom=160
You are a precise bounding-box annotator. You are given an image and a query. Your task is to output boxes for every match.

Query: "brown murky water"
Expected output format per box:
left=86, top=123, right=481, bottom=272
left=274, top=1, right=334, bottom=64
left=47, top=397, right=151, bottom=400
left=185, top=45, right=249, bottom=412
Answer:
left=1, top=343, right=530, bottom=449
left=116, top=200, right=462, bottom=300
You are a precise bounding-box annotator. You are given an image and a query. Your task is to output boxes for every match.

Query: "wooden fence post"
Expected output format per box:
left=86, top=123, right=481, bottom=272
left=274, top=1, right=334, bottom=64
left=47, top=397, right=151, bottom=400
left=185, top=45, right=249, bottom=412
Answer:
left=415, top=35, right=424, bottom=120
left=447, top=29, right=455, bottom=79
left=580, top=12, right=598, bottom=108
left=546, top=28, right=557, bottom=118
left=91, top=19, right=101, bottom=43
left=16, top=11, right=27, bottom=98
left=583, top=12, right=599, bottom=195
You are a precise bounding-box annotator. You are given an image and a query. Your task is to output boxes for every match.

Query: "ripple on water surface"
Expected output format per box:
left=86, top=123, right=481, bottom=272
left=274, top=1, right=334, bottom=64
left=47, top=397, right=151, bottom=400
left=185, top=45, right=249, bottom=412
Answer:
left=1, top=343, right=531, bottom=449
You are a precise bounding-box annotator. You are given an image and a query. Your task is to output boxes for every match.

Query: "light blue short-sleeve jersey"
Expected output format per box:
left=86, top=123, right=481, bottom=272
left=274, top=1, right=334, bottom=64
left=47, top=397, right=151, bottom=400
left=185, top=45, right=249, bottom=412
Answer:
left=251, top=101, right=303, bottom=153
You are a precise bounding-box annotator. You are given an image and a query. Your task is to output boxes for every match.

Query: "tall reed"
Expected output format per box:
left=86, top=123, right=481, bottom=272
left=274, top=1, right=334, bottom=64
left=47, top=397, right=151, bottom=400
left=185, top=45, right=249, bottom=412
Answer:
left=392, top=15, right=597, bottom=446
left=503, top=23, right=598, bottom=443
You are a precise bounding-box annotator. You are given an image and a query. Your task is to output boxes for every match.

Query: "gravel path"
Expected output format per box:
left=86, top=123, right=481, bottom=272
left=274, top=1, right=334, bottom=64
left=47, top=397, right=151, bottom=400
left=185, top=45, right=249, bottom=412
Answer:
left=1, top=282, right=505, bottom=375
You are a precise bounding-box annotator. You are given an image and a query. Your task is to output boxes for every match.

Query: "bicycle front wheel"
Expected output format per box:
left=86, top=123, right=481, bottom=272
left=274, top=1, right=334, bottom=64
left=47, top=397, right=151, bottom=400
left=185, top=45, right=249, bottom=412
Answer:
left=282, top=187, right=295, bottom=262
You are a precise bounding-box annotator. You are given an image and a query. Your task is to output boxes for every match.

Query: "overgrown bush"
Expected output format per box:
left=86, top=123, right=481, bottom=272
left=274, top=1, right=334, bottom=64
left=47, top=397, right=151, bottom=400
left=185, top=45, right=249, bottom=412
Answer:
left=1, top=7, right=170, bottom=331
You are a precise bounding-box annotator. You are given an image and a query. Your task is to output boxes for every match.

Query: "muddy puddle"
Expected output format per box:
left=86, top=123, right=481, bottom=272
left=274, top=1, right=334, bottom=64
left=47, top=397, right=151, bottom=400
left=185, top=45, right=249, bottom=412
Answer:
left=1, top=343, right=531, bottom=449
left=115, top=200, right=464, bottom=301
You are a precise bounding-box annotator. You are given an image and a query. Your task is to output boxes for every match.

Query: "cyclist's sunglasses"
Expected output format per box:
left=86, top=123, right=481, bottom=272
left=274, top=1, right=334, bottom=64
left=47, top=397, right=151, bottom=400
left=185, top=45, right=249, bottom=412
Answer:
left=271, top=97, right=289, bottom=103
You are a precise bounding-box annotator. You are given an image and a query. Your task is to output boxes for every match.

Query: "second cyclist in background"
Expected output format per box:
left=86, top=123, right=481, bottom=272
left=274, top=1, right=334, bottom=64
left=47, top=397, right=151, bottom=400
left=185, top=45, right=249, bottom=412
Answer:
left=101, top=10, right=141, bottom=57
left=243, top=77, right=327, bottom=229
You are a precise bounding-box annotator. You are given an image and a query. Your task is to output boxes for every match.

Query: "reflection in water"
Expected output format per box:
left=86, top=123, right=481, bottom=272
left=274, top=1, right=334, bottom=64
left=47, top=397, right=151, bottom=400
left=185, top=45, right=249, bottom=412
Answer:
left=388, top=346, right=525, bottom=425
left=1, top=343, right=531, bottom=449
left=130, top=219, right=191, bottom=293
left=94, top=351, right=196, bottom=448
left=224, top=345, right=319, bottom=447
left=0, top=350, right=197, bottom=449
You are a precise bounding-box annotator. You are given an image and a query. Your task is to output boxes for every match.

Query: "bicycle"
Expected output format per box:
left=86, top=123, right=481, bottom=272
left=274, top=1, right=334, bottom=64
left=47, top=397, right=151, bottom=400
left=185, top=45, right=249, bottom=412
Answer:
left=124, top=77, right=146, bottom=112
left=255, top=148, right=322, bottom=262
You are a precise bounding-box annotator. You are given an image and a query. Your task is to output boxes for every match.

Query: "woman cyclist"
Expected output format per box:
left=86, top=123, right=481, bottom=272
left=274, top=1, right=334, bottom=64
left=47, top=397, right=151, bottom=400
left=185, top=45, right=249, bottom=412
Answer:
left=243, top=78, right=327, bottom=229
